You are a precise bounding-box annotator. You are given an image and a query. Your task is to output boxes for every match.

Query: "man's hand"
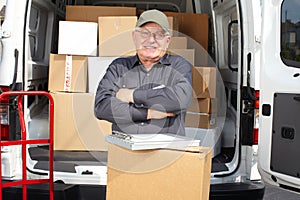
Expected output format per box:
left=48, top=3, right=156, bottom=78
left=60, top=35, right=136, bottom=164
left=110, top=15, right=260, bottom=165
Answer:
left=147, top=108, right=175, bottom=119
left=116, top=88, right=134, bottom=103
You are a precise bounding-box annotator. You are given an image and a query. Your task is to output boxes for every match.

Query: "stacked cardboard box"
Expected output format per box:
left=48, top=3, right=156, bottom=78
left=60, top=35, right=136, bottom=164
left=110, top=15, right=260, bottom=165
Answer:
left=49, top=6, right=214, bottom=199
left=50, top=6, right=213, bottom=146
left=48, top=5, right=140, bottom=150
left=98, top=16, right=137, bottom=56
left=165, top=17, right=195, bottom=65
left=66, top=6, right=136, bottom=22
left=48, top=54, right=113, bottom=151
left=58, top=21, right=98, bottom=56
left=185, top=66, right=217, bottom=129
left=164, top=12, right=209, bottom=66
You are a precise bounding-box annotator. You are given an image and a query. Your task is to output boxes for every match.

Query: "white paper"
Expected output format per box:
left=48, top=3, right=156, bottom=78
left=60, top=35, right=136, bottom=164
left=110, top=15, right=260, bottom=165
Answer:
left=105, top=133, right=200, bottom=150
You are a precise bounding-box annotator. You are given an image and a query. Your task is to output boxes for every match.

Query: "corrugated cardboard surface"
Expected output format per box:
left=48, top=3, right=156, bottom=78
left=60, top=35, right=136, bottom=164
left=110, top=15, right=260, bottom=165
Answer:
left=168, top=48, right=195, bottom=65
left=164, top=12, right=209, bottom=51
left=98, top=16, right=137, bottom=56
left=58, top=21, right=98, bottom=56
left=169, top=37, right=188, bottom=49
left=188, top=98, right=217, bottom=113
left=106, top=144, right=212, bottom=200
left=192, top=66, right=216, bottom=98
left=185, top=112, right=217, bottom=129
left=66, top=5, right=137, bottom=22
left=51, top=92, right=112, bottom=151
left=48, top=54, right=87, bottom=93
left=164, top=12, right=209, bottom=66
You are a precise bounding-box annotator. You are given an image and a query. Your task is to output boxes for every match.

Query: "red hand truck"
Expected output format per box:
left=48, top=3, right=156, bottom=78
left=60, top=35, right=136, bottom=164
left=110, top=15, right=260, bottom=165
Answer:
left=0, top=91, right=54, bottom=200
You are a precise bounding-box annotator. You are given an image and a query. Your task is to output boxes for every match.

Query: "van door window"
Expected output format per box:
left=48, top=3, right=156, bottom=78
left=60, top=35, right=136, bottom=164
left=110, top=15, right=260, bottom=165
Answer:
left=281, top=0, right=300, bottom=67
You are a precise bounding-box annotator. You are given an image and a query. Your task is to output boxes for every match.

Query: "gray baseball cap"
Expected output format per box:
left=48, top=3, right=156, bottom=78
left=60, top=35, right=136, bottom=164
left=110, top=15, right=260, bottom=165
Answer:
left=136, top=9, right=170, bottom=32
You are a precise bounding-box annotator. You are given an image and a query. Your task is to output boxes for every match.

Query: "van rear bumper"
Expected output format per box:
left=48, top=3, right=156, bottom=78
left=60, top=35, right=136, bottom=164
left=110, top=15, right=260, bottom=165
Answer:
left=210, top=182, right=265, bottom=200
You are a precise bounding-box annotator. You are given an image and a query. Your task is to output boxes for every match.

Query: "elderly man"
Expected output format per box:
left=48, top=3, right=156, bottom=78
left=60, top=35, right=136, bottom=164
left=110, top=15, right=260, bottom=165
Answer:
left=94, top=9, right=192, bottom=135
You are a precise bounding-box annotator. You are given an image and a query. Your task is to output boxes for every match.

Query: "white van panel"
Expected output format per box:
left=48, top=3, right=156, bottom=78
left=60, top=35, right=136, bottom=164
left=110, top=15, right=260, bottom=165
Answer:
left=258, top=0, right=300, bottom=189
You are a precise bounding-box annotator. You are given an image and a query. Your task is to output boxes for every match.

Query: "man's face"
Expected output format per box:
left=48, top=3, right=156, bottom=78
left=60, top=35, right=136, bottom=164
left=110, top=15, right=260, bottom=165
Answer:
left=133, top=22, right=171, bottom=62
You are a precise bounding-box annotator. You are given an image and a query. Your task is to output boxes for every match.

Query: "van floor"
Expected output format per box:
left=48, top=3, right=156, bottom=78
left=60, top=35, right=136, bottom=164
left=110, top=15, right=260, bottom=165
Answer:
left=211, top=147, right=235, bottom=173
left=28, top=146, right=233, bottom=173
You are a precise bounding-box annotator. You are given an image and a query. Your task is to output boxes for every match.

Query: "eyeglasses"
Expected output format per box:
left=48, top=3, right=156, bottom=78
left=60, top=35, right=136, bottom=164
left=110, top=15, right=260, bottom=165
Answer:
left=135, top=29, right=169, bottom=40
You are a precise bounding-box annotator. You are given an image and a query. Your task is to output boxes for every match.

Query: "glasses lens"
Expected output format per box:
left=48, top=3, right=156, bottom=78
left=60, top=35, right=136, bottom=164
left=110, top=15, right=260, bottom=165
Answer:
left=136, top=29, right=167, bottom=40
left=154, top=32, right=166, bottom=40
left=141, top=30, right=151, bottom=38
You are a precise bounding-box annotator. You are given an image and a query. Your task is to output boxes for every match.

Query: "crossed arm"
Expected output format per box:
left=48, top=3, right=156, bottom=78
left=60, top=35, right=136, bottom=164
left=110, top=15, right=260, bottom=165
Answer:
left=94, top=59, right=192, bottom=124
left=116, top=88, right=175, bottom=119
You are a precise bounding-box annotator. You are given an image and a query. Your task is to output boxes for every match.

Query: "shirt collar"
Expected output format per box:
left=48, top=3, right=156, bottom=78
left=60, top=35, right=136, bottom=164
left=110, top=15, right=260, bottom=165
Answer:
left=130, top=54, right=171, bottom=69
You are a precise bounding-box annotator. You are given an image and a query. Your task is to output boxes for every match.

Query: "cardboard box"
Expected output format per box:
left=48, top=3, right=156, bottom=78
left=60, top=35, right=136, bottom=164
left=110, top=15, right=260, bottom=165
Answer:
left=164, top=12, right=209, bottom=65
left=168, top=49, right=195, bottom=65
left=66, top=5, right=137, bottom=22
left=188, top=98, right=217, bottom=113
left=98, top=16, right=137, bottom=56
left=167, top=16, right=175, bottom=33
left=52, top=92, right=112, bottom=151
left=48, top=54, right=87, bottom=92
left=87, top=57, right=117, bottom=94
left=168, top=37, right=187, bottom=49
left=106, top=144, right=212, bottom=200
left=164, top=12, right=209, bottom=51
left=185, top=112, right=217, bottom=129
left=58, top=21, right=98, bottom=56
left=192, top=66, right=216, bottom=98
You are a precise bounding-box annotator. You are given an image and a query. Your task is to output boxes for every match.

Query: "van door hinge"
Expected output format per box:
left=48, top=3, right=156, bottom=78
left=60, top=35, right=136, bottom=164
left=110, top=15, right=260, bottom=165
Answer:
left=255, top=35, right=261, bottom=43
left=242, top=100, right=254, bottom=114
left=0, top=30, right=11, bottom=39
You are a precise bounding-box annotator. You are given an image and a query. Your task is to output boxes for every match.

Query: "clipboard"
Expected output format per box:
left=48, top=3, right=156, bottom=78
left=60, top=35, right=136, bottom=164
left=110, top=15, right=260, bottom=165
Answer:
left=105, top=131, right=200, bottom=150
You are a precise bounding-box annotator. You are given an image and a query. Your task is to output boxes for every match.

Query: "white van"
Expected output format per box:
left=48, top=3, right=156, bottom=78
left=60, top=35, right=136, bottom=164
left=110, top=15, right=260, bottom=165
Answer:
left=0, top=0, right=299, bottom=199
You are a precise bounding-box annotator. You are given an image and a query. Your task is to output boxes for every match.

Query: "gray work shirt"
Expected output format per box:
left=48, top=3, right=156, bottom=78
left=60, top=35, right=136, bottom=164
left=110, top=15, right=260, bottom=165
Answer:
left=94, top=54, right=192, bottom=135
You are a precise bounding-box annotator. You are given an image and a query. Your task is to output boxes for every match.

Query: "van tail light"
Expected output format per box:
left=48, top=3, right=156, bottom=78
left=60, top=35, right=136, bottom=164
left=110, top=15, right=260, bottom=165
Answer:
left=0, top=86, right=10, bottom=140
left=253, top=90, right=260, bottom=145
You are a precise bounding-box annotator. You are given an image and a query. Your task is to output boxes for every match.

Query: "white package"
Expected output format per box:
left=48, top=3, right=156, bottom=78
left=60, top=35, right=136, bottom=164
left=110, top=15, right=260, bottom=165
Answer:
left=58, top=21, right=98, bottom=56
left=87, top=57, right=117, bottom=94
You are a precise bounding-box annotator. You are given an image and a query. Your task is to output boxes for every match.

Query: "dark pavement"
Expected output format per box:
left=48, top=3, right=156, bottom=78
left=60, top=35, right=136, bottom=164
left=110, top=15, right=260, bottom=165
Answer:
left=263, top=183, right=300, bottom=200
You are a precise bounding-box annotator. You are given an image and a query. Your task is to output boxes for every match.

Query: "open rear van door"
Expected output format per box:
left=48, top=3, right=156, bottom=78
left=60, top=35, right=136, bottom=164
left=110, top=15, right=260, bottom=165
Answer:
left=258, top=0, right=300, bottom=191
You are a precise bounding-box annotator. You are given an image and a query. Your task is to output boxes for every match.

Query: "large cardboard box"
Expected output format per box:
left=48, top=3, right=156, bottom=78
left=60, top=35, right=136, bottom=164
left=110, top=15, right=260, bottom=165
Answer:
left=106, top=144, right=212, bottom=200
left=48, top=54, right=87, bottom=92
left=87, top=57, right=117, bottom=94
left=188, top=98, right=217, bottom=113
left=164, top=12, right=209, bottom=66
left=192, top=66, right=216, bottom=98
left=51, top=92, right=112, bottom=151
left=164, top=12, right=209, bottom=51
left=165, top=12, right=208, bottom=50
left=185, top=112, right=217, bottom=129
left=98, top=16, right=137, bottom=56
left=58, top=21, right=98, bottom=56
left=168, top=49, right=195, bottom=65
left=167, top=16, right=175, bottom=33
left=168, top=37, right=188, bottom=49
left=66, top=5, right=136, bottom=22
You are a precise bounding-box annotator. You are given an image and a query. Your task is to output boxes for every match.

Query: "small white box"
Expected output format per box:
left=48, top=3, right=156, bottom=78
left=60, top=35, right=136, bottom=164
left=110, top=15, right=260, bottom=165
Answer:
left=58, top=21, right=98, bottom=56
left=87, top=57, right=118, bottom=94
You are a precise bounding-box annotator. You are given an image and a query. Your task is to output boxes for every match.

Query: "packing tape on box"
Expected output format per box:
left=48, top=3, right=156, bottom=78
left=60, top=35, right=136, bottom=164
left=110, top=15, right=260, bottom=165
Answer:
left=64, top=55, right=73, bottom=92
